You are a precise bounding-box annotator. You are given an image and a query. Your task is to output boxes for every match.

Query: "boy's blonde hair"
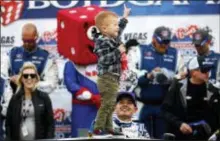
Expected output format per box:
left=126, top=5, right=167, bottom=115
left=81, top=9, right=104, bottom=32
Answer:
left=95, top=11, right=118, bottom=33
left=16, top=62, right=40, bottom=93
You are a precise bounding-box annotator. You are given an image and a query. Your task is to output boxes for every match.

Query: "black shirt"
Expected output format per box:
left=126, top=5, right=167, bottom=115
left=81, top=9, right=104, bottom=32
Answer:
left=186, top=79, right=208, bottom=122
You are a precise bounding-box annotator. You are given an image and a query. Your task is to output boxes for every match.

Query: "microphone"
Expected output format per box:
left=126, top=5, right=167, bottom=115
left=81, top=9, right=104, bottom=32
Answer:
left=152, top=70, right=168, bottom=84
left=163, top=133, right=175, bottom=140
left=208, top=129, right=220, bottom=141
left=156, top=73, right=168, bottom=84
left=189, top=120, right=212, bottom=140
left=91, top=27, right=101, bottom=39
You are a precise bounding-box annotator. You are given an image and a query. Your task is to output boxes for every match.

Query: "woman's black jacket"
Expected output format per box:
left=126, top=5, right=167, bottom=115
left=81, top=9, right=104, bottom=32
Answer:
left=5, top=88, right=54, bottom=140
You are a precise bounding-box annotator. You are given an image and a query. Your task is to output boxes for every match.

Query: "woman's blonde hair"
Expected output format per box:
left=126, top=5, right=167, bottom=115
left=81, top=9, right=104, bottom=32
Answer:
left=16, top=62, right=40, bottom=93
left=95, top=11, right=118, bottom=33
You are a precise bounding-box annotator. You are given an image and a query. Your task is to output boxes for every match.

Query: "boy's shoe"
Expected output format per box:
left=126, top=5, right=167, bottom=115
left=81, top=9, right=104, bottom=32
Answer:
left=92, top=129, right=113, bottom=139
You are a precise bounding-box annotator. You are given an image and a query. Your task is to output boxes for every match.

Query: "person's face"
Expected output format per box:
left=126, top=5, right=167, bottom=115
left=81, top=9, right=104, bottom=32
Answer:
left=153, top=38, right=170, bottom=54
left=102, top=16, right=119, bottom=38
left=22, top=29, right=37, bottom=51
left=194, top=43, right=210, bottom=56
left=190, top=69, right=209, bottom=83
left=115, top=97, right=137, bottom=120
left=22, top=68, right=38, bottom=89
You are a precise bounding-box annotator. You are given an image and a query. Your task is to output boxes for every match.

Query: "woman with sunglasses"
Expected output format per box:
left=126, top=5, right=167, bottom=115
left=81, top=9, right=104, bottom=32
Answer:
left=5, top=62, right=54, bottom=140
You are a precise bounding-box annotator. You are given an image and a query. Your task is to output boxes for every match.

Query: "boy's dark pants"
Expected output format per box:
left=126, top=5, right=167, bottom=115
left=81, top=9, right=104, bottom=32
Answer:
left=94, top=73, right=119, bottom=131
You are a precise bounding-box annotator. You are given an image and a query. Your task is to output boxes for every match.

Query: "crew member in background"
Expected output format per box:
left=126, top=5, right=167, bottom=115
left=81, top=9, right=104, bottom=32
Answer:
left=192, top=27, right=220, bottom=83
left=1, top=23, right=58, bottom=117
left=161, top=56, right=220, bottom=140
left=135, top=26, right=185, bottom=138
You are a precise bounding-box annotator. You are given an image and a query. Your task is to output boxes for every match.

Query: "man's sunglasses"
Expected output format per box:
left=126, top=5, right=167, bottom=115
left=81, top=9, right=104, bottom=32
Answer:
left=161, top=40, right=170, bottom=45
left=195, top=44, right=202, bottom=48
left=22, top=73, right=37, bottom=79
left=22, top=39, right=36, bottom=43
left=154, top=35, right=171, bottom=45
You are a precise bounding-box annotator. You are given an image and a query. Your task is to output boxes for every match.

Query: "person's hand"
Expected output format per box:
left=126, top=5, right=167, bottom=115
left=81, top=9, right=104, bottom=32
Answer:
left=179, top=71, right=187, bottom=79
left=119, top=44, right=126, bottom=53
left=153, top=67, right=161, bottom=72
left=123, top=4, right=131, bottom=19
left=146, top=67, right=161, bottom=80
left=180, top=123, right=193, bottom=134
left=10, top=75, right=18, bottom=84
left=175, top=71, right=188, bottom=80
left=146, top=72, right=154, bottom=80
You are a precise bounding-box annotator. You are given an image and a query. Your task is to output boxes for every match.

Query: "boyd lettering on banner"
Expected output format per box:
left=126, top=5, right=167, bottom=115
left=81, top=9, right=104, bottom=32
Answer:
left=23, top=0, right=220, bottom=19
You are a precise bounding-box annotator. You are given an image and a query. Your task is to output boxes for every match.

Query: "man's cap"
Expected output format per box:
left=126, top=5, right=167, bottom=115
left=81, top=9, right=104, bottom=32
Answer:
left=192, top=29, right=212, bottom=46
left=187, top=56, right=213, bottom=73
left=153, top=26, right=172, bottom=44
left=116, top=92, right=137, bottom=107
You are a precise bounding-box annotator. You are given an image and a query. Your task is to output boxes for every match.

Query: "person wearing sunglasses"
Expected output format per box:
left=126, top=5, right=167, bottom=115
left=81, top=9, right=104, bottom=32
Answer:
left=5, top=62, right=54, bottom=140
left=1, top=23, right=58, bottom=117
left=130, top=26, right=185, bottom=139
left=192, top=28, right=220, bottom=83
left=1, top=23, right=58, bottom=93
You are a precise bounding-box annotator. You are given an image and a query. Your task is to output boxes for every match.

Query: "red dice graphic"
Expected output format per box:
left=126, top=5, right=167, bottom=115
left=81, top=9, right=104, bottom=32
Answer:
left=57, top=5, right=106, bottom=65
left=1, top=0, right=24, bottom=26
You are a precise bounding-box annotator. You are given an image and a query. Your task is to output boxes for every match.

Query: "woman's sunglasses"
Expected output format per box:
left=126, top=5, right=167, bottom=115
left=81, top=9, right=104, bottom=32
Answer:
left=22, top=73, right=37, bottom=79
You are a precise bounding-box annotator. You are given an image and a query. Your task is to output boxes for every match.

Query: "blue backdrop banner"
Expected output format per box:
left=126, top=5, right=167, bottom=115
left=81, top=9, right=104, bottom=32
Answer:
left=21, top=0, right=220, bottom=19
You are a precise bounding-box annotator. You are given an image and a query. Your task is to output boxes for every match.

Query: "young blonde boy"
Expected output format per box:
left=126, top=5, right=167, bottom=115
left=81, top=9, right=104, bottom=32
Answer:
left=93, top=5, right=131, bottom=135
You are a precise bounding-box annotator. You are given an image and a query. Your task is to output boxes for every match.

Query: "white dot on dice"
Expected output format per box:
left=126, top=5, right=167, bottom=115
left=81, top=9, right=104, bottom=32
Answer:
left=16, top=9, right=21, bottom=14
left=6, top=13, right=11, bottom=18
left=1, top=6, right=5, bottom=13
left=69, top=10, right=77, bottom=14
left=17, top=3, right=23, bottom=9
left=80, top=15, right=87, bottom=19
left=61, top=21, right=65, bottom=29
left=7, top=6, right=13, bottom=12
left=87, top=7, right=94, bottom=11
left=14, top=14, right=20, bottom=20
left=71, top=47, right=75, bottom=55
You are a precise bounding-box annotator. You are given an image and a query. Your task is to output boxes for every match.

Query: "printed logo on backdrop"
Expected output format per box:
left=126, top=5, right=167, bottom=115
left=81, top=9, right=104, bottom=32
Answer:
left=171, top=25, right=199, bottom=63
left=0, top=35, right=15, bottom=59
left=38, top=29, right=59, bottom=58
left=0, top=36, right=15, bottom=47
left=53, top=108, right=71, bottom=138
left=123, top=32, right=148, bottom=44
left=50, top=86, right=72, bottom=139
